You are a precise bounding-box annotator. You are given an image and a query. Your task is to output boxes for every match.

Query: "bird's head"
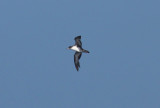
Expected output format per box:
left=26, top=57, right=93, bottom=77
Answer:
left=67, top=46, right=72, bottom=49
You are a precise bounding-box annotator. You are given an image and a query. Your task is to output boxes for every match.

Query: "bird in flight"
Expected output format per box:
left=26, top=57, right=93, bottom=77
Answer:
left=68, top=36, right=89, bottom=71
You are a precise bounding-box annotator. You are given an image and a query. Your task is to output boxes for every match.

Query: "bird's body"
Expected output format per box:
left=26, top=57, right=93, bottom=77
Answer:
left=69, top=45, right=82, bottom=52
left=68, top=36, right=89, bottom=71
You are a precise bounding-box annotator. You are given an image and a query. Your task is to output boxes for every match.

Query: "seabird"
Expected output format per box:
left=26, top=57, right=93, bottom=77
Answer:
left=68, top=36, right=89, bottom=71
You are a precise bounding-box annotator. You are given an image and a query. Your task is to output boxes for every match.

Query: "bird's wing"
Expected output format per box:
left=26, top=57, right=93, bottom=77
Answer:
left=74, top=52, right=82, bottom=71
left=74, top=36, right=82, bottom=47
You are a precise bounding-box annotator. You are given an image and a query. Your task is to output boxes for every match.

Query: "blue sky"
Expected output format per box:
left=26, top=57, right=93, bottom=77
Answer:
left=0, top=0, right=160, bottom=108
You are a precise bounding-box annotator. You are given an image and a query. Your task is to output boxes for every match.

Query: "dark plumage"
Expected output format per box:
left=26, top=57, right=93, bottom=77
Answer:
left=68, top=35, right=90, bottom=71
left=74, top=36, right=82, bottom=48
left=74, top=52, right=82, bottom=71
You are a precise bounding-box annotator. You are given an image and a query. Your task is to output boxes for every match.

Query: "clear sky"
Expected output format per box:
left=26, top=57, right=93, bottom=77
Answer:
left=0, top=0, right=160, bottom=108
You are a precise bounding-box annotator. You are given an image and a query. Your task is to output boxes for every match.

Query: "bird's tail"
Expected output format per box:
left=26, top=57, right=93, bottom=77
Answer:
left=82, top=49, right=90, bottom=53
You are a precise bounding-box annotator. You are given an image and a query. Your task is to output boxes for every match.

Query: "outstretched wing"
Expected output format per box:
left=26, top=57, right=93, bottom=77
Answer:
left=74, top=52, right=82, bottom=71
left=74, top=36, right=82, bottom=47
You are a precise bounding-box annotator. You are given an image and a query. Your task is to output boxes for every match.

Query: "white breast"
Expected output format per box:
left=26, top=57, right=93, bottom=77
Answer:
left=71, top=45, right=81, bottom=52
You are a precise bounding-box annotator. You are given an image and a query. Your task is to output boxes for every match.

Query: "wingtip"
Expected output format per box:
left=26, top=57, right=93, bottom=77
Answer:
left=76, top=68, right=79, bottom=71
left=75, top=35, right=81, bottom=40
left=75, top=65, right=79, bottom=71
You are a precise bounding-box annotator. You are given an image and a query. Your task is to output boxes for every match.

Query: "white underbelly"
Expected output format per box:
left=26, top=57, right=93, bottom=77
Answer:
left=71, top=46, right=81, bottom=52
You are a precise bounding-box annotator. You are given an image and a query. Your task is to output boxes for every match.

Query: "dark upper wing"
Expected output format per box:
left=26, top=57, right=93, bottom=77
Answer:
left=74, top=36, right=82, bottom=47
left=74, top=52, right=82, bottom=71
